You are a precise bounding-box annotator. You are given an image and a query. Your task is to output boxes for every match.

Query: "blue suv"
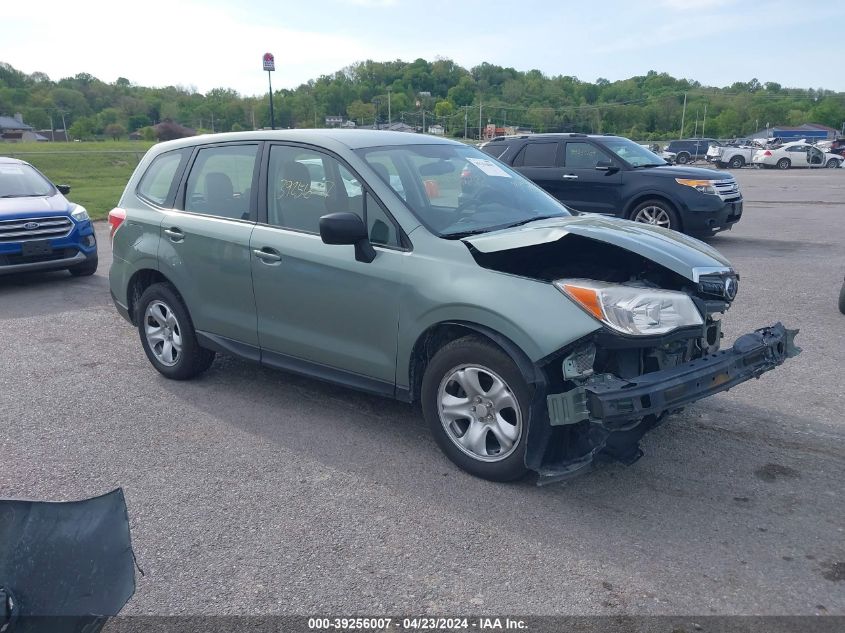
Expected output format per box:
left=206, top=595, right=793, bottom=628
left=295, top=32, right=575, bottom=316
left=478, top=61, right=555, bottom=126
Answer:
left=0, top=157, right=98, bottom=277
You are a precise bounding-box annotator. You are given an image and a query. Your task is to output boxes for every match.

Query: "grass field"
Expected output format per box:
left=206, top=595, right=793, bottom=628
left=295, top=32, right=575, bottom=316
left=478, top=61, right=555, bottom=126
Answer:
left=2, top=141, right=156, bottom=220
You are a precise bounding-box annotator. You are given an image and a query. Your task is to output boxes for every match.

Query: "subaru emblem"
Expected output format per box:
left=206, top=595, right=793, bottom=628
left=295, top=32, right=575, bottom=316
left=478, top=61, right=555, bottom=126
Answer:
left=24, top=222, right=39, bottom=230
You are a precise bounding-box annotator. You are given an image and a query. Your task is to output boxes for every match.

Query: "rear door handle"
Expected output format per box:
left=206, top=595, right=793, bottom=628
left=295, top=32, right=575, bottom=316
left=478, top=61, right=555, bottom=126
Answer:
left=562, top=174, right=578, bottom=180
left=253, top=248, right=282, bottom=264
left=164, top=227, right=184, bottom=242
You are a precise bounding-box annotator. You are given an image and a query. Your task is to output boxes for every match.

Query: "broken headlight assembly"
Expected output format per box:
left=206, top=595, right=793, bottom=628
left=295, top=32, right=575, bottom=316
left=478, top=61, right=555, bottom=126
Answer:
left=554, top=279, right=704, bottom=336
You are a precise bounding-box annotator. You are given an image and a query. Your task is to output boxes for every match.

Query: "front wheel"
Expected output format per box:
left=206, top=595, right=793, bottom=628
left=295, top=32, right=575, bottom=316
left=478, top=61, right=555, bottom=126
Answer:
left=839, top=279, right=845, bottom=315
left=136, top=282, right=215, bottom=380
left=69, top=255, right=98, bottom=277
left=675, top=152, right=690, bottom=165
left=777, top=158, right=791, bottom=170
left=629, top=199, right=680, bottom=231
left=421, top=337, right=530, bottom=482
left=729, top=155, right=745, bottom=169
left=826, top=159, right=840, bottom=169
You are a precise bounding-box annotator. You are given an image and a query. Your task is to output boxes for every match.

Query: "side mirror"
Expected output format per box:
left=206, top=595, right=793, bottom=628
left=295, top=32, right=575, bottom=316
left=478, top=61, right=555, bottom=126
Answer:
left=319, top=212, right=376, bottom=263
left=56, top=184, right=71, bottom=195
left=595, top=160, right=617, bottom=173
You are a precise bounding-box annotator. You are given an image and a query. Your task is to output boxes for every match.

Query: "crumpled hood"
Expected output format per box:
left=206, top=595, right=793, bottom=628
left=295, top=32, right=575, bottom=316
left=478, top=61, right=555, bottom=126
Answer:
left=462, top=215, right=733, bottom=282
left=0, top=193, right=72, bottom=218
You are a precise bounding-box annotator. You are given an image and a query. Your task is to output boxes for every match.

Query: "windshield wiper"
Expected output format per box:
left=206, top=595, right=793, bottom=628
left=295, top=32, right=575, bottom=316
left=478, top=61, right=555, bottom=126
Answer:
left=495, top=214, right=564, bottom=230
left=632, top=163, right=667, bottom=168
left=0, top=193, right=46, bottom=198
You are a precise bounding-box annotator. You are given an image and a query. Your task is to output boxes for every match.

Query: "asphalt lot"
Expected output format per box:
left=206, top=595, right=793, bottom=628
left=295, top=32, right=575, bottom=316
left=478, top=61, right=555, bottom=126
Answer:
left=1, top=167, right=843, bottom=616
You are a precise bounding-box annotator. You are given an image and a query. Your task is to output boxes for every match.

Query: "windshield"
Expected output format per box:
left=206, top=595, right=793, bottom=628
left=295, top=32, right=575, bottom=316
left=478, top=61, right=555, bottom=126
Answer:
left=602, top=138, right=667, bottom=167
left=357, top=144, right=571, bottom=237
left=0, top=162, right=55, bottom=198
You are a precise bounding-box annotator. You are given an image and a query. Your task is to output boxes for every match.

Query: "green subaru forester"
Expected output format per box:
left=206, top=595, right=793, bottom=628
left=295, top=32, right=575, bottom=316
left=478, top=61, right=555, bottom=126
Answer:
left=109, top=130, right=798, bottom=483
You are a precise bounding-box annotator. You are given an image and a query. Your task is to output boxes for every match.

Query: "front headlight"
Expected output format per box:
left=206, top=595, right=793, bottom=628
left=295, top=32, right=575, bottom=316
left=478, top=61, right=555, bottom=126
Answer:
left=70, top=205, right=90, bottom=222
left=675, top=178, right=717, bottom=194
left=554, top=279, right=704, bottom=336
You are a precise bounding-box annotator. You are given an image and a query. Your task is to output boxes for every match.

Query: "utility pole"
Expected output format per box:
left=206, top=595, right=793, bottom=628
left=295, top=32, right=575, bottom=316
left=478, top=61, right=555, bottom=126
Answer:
left=59, top=110, right=68, bottom=141
left=702, top=104, right=707, bottom=139
left=679, top=92, right=687, bottom=139
left=464, top=106, right=468, bottom=139
left=387, top=87, right=392, bottom=125
left=478, top=99, right=482, bottom=140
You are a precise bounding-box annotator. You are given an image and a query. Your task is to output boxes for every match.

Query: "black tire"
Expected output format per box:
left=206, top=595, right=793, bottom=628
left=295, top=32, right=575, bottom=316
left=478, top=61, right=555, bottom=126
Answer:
left=135, top=282, right=215, bottom=380
left=69, top=255, right=98, bottom=277
left=826, top=159, right=839, bottom=169
left=629, top=198, right=681, bottom=232
left=777, top=158, right=791, bottom=170
left=729, top=155, right=745, bottom=169
left=839, top=279, right=845, bottom=315
left=421, top=336, right=530, bottom=482
left=676, top=152, right=690, bottom=165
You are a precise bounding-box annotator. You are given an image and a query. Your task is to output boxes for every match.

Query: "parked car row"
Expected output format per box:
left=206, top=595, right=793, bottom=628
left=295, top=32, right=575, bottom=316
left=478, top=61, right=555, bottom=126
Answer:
left=707, top=137, right=844, bottom=169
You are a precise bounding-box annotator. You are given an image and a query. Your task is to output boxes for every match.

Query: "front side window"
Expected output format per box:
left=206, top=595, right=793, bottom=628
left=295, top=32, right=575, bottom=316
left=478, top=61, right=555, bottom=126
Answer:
left=0, top=163, right=54, bottom=198
left=184, top=145, right=258, bottom=220
left=267, top=145, right=401, bottom=247
left=564, top=142, right=608, bottom=169
left=357, top=144, right=571, bottom=238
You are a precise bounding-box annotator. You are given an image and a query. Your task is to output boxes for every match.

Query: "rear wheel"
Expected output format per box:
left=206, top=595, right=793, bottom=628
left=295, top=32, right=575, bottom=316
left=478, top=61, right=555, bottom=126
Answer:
left=69, top=255, right=98, bottom=277
left=630, top=199, right=680, bottom=231
left=136, top=283, right=215, bottom=380
left=839, top=279, right=845, bottom=315
left=777, top=158, right=791, bottom=170
left=826, top=159, right=840, bottom=169
left=729, top=155, right=745, bottom=169
left=421, top=337, right=530, bottom=482
left=676, top=152, right=690, bottom=165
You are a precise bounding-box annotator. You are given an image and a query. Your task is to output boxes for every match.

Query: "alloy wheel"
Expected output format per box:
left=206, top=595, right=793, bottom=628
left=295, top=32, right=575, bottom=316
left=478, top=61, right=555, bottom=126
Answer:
left=144, top=300, right=182, bottom=366
left=633, top=205, right=672, bottom=228
left=437, top=364, right=522, bottom=463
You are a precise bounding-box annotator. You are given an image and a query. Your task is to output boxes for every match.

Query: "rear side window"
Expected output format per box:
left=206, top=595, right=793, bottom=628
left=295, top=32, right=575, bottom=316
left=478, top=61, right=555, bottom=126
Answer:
left=519, top=142, right=559, bottom=167
left=137, top=149, right=189, bottom=206
left=481, top=144, right=509, bottom=159
left=184, top=145, right=259, bottom=220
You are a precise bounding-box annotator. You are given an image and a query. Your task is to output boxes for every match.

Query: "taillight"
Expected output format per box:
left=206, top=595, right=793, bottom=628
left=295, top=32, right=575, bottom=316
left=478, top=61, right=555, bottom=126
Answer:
left=108, top=208, right=126, bottom=240
left=763, top=150, right=772, bottom=156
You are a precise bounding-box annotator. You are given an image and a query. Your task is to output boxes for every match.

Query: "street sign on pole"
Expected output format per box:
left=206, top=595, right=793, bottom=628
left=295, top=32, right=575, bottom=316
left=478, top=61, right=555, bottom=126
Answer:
left=263, top=53, right=275, bottom=130
left=263, top=52, right=275, bottom=72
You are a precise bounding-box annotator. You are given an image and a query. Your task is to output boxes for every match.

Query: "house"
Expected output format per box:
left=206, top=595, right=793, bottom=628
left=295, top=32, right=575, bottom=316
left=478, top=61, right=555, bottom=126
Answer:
left=0, top=113, right=44, bottom=142
left=427, top=124, right=444, bottom=136
left=37, top=129, right=69, bottom=142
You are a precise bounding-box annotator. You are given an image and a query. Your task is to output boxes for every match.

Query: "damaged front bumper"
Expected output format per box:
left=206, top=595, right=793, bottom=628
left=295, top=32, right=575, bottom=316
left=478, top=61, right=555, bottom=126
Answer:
left=534, top=322, right=800, bottom=484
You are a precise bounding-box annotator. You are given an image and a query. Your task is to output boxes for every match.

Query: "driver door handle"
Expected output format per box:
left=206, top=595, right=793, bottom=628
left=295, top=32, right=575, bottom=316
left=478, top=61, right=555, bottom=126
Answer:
left=253, top=248, right=282, bottom=264
left=562, top=174, right=578, bottom=180
left=164, top=227, right=184, bottom=242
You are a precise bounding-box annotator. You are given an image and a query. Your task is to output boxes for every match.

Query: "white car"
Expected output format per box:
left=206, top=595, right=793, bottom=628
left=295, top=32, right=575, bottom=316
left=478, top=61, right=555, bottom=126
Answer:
left=752, top=141, right=844, bottom=169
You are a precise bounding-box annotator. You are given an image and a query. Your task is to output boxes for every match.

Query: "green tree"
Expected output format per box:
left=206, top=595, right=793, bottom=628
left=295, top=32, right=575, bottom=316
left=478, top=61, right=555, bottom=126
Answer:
left=105, top=123, right=125, bottom=140
left=69, top=116, right=96, bottom=140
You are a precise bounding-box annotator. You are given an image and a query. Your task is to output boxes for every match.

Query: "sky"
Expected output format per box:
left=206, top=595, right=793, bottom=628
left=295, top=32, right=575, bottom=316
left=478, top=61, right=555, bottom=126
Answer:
left=2, top=0, right=844, bottom=95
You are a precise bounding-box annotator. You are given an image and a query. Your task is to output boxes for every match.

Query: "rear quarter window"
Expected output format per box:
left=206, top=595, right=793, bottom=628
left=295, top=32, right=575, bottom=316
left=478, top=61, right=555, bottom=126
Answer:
left=137, top=149, right=190, bottom=206
left=481, top=144, right=509, bottom=160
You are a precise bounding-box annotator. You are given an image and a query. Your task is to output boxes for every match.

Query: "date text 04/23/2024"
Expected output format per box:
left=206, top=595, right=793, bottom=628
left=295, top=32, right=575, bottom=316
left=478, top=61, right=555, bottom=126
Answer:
left=307, top=617, right=528, bottom=630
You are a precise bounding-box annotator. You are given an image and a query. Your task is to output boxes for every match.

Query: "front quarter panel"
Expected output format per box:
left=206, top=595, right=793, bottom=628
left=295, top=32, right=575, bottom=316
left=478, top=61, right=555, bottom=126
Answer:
left=396, top=231, right=601, bottom=389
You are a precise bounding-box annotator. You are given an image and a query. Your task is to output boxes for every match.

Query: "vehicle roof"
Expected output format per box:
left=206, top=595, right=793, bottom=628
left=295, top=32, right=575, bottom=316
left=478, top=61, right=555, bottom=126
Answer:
left=0, top=156, right=27, bottom=165
left=154, top=129, right=463, bottom=152
left=484, top=133, right=624, bottom=143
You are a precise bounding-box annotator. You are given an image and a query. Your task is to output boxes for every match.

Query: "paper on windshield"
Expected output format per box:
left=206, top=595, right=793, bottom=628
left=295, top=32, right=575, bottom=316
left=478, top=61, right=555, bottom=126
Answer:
left=466, top=157, right=511, bottom=178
